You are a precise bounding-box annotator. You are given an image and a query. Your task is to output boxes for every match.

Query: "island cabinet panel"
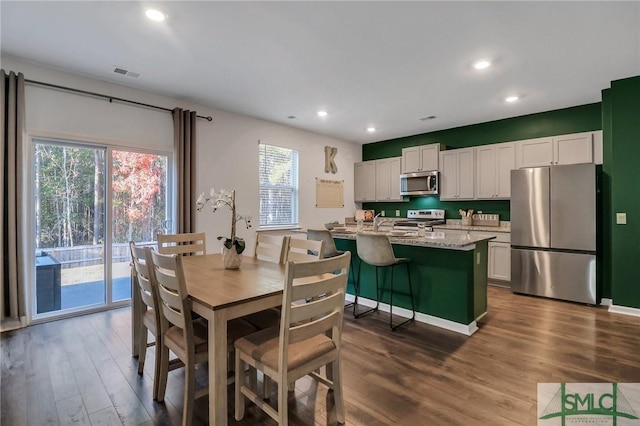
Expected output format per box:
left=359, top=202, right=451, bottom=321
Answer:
left=334, top=238, right=488, bottom=327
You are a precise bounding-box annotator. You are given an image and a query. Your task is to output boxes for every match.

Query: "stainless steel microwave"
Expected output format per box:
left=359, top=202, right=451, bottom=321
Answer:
left=400, top=171, right=439, bottom=196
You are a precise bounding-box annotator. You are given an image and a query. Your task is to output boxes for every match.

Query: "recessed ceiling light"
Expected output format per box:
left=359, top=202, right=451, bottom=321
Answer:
left=473, top=60, right=491, bottom=70
left=317, top=111, right=328, bottom=117
left=367, top=127, right=376, bottom=133
left=505, top=96, right=519, bottom=103
left=145, top=8, right=166, bottom=22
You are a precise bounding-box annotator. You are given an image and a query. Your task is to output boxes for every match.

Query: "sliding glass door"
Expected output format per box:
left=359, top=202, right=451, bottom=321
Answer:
left=32, top=138, right=170, bottom=318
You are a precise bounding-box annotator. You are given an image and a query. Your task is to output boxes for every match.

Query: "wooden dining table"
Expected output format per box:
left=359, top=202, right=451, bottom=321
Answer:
left=181, top=253, right=286, bottom=425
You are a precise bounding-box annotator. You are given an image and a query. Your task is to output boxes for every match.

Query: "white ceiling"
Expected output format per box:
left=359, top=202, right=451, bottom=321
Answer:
left=2, top=1, right=639, bottom=144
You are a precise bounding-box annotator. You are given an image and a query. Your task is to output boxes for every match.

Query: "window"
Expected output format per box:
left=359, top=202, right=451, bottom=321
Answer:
left=259, top=143, right=299, bottom=227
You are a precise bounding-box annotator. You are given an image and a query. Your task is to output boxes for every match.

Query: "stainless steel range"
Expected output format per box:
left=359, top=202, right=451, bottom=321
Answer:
left=394, top=209, right=445, bottom=231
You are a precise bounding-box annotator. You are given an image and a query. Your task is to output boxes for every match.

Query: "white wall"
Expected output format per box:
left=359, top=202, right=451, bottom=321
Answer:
left=2, top=56, right=361, bottom=254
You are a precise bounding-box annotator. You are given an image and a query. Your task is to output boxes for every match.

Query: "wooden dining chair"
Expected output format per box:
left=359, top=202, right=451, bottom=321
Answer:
left=245, top=233, right=289, bottom=330
left=129, top=242, right=164, bottom=399
left=149, top=249, right=257, bottom=426
left=157, top=232, right=206, bottom=256
left=284, top=237, right=324, bottom=263
left=307, top=229, right=356, bottom=306
left=234, top=252, right=351, bottom=425
left=254, top=232, right=288, bottom=263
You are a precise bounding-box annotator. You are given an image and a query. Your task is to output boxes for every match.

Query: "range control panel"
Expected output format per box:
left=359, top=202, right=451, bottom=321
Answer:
left=407, top=209, right=445, bottom=220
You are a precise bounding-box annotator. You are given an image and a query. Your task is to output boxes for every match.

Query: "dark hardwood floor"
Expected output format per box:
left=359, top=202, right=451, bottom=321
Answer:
left=2, top=286, right=639, bottom=425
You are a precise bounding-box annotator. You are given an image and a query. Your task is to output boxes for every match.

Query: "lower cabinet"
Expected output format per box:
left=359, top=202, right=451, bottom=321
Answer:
left=435, top=228, right=511, bottom=283
left=488, top=241, right=511, bottom=282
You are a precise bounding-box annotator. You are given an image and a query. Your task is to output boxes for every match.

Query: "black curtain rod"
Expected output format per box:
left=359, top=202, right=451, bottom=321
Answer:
left=24, top=78, right=213, bottom=122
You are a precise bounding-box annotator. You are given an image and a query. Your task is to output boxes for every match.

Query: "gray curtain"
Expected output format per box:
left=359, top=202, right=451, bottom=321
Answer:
left=172, top=108, right=197, bottom=233
left=1, top=70, right=27, bottom=329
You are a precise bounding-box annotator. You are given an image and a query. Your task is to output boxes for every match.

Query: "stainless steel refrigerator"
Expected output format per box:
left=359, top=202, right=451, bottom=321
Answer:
left=510, top=163, right=597, bottom=304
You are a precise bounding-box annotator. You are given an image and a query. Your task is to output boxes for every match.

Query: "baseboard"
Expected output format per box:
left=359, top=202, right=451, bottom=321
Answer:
left=608, top=303, right=640, bottom=317
left=345, top=294, right=478, bottom=336
left=600, top=298, right=612, bottom=307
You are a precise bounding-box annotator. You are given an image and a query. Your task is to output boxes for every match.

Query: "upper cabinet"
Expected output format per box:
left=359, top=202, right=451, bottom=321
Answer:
left=375, top=157, right=403, bottom=201
left=354, top=161, right=376, bottom=202
left=475, top=142, right=515, bottom=199
left=401, top=143, right=441, bottom=173
left=516, top=132, right=593, bottom=168
left=439, top=148, right=475, bottom=200
left=355, top=157, right=403, bottom=203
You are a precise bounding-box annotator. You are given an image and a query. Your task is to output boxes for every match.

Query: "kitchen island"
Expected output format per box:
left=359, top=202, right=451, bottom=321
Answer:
left=333, top=230, right=495, bottom=335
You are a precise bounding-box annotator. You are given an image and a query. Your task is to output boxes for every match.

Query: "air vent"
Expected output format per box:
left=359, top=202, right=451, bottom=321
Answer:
left=419, top=115, right=437, bottom=121
left=113, top=67, right=140, bottom=78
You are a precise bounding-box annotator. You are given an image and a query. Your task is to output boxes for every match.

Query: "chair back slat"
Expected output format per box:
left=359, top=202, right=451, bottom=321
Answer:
left=285, top=238, right=324, bottom=263
left=306, top=229, right=339, bottom=257
left=254, top=233, right=287, bottom=263
left=291, top=273, right=344, bottom=302
left=289, top=311, right=340, bottom=344
left=289, top=291, right=342, bottom=325
left=157, top=232, right=206, bottom=256
left=150, top=250, right=191, bottom=331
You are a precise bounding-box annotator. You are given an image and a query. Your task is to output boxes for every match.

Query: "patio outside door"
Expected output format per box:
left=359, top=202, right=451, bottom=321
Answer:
left=33, top=139, right=170, bottom=318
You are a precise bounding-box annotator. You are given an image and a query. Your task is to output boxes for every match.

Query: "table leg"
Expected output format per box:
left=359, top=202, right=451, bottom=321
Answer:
left=210, top=309, right=228, bottom=426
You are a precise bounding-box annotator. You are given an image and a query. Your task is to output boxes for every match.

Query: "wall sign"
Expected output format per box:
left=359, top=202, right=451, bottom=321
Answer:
left=324, top=146, right=338, bottom=173
left=316, top=178, right=344, bottom=208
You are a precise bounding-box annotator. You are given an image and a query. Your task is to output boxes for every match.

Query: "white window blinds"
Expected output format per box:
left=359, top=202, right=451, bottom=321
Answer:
left=258, top=143, right=299, bottom=227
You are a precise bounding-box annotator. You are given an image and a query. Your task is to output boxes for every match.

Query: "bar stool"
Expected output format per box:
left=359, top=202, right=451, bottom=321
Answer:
left=355, top=233, right=416, bottom=331
left=307, top=229, right=356, bottom=306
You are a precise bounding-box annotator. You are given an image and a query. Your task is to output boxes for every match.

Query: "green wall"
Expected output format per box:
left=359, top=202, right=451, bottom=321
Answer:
left=608, top=76, right=640, bottom=309
left=362, top=103, right=602, bottom=223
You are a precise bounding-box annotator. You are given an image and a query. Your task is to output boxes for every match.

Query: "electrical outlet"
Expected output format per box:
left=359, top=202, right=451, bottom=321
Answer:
left=616, top=212, right=627, bottom=224
left=381, top=211, right=385, bottom=216
left=396, top=210, right=400, bottom=217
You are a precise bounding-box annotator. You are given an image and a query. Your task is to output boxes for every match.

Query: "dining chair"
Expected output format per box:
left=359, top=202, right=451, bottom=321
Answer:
left=306, top=229, right=356, bottom=305
left=355, top=233, right=416, bottom=331
left=129, top=242, right=165, bottom=399
left=234, top=252, right=351, bottom=425
left=284, top=237, right=324, bottom=263
left=254, top=232, right=288, bottom=263
left=157, top=232, right=206, bottom=256
left=149, top=249, right=257, bottom=426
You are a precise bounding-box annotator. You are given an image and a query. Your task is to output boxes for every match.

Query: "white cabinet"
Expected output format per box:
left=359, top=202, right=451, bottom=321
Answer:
left=434, top=228, right=511, bottom=282
left=516, top=132, right=593, bottom=168
left=354, top=161, right=376, bottom=202
left=374, top=157, right=403, bottom=201
left=475, top=142, right=515, bottom=199
left=401, top=143, right=441, bottom=173
left=439, top=148, right=475, bottom=200
left=488, top=241, right=511, bottom=281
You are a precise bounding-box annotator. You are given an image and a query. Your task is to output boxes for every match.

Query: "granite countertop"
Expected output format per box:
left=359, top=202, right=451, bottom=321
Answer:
left=433, top=220, right=511, bottom=233
left=331, top=229, right=495, bottom=251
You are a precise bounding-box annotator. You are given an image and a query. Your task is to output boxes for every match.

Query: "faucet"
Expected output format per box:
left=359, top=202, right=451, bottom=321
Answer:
left=373, top=213, right=393, bottom=232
